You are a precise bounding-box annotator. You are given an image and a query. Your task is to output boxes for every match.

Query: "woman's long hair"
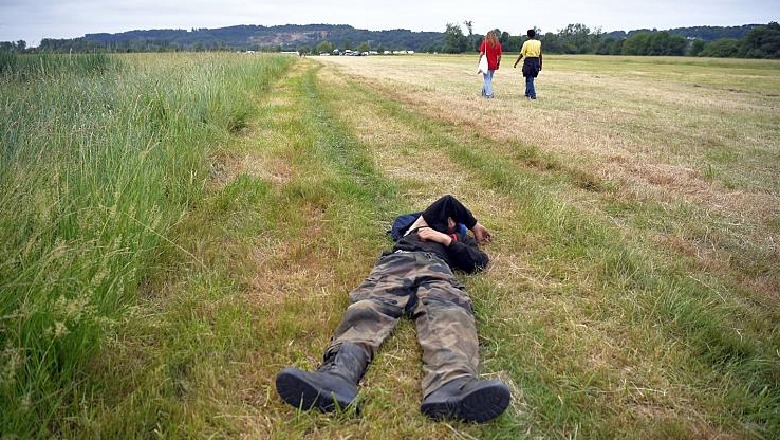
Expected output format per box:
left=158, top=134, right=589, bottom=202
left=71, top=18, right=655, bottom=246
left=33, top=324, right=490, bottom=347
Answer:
left=485, top=31, right=499, bottom=48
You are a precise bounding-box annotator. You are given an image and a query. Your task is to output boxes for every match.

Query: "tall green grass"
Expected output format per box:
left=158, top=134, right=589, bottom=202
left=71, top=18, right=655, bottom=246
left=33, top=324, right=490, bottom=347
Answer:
left=0, top=52, right=116, bottom=78
left=0, top=52, right=294, bottom=437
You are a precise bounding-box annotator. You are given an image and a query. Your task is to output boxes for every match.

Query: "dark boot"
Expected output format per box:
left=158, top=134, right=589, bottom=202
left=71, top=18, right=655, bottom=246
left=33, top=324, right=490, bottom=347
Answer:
left=276, top=342, right=370, bottom=413
left=421, top=377, right=511, bottom=423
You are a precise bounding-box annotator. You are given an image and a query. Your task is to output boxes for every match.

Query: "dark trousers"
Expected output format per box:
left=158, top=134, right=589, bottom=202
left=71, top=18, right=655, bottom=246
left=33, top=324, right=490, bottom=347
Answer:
left=329, top=252, right=479, bottom=397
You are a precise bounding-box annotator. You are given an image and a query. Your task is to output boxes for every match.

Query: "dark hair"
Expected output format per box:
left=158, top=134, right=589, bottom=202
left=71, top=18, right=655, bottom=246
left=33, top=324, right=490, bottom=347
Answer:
left=527, top=29, right=536, bottom=38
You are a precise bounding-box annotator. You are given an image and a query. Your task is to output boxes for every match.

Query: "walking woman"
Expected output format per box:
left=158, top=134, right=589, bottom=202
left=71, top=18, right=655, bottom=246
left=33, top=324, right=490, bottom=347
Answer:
left=479, top=31, right=502, bottom=98
left=514, top=29, right=542, bottom=99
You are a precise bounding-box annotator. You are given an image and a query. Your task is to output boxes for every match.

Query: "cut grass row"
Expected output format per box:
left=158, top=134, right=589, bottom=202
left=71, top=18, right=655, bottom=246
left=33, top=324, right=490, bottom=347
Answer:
left=312, top=57, right=780, bottom=438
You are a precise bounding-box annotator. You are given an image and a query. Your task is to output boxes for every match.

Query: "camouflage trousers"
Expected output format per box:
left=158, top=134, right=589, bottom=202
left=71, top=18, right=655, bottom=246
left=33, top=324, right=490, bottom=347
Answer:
left=328, top=251, right=479, bottom=398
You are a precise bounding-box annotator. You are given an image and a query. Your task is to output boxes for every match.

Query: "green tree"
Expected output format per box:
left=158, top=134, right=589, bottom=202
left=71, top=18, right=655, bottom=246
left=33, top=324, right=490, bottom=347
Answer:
left=594, top=37, right=622, bottom=55
left=540, top=32, right=561, bottom=53
left=689, top=38, right=707, bottom=56
left=316, top=40, right=334, bottom=54
left=622, top=33, right=650, bottom=55
left=499, top=31, right=510, bottom=47
left=443, top=23, right=467, bottom=54
left=357, top=41, right=371, bottom=53
left=739, top=21, right=780, bottom=58
left=622, top=31, right=687, bottom=56
left=469, top=34, right=482, bottom=52
left=505, top=35, right=522, bottom=52
left=559, top=23, right=592, bottom=54
left=700, top=38, right=741, bottom=57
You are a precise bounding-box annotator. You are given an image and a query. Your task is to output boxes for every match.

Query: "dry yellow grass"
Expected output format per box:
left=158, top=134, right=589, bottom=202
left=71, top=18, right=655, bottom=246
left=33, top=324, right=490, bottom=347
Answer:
left=317, top=54, right=779, bottom=220
left=316, top=54, right=780, bottom=299
left=312, top=58, right=714, bottom=437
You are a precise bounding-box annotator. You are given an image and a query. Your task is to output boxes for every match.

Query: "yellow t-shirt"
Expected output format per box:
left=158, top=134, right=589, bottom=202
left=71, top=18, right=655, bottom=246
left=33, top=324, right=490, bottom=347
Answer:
left=520, top=39, right=542, bottom=57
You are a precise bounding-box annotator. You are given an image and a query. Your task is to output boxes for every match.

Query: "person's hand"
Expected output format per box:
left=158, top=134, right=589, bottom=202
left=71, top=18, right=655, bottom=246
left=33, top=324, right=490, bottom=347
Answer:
left=471, top=222, right=491, bottom=243
left=417, top=227, right=452, bottom=246
left=513, top=62, right=518, bottom=69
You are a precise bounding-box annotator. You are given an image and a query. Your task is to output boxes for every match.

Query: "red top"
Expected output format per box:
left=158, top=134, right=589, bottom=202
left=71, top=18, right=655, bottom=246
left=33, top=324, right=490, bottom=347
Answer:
left=479, top=40, right=503, bottom=70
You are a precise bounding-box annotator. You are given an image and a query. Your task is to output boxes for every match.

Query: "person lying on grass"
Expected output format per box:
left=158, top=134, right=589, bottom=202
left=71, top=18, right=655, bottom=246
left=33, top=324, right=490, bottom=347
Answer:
left=276, top=195, right=510, bottom=423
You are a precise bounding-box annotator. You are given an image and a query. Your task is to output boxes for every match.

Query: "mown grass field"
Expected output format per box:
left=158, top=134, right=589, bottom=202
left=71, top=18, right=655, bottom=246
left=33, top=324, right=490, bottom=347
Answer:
left=1, top=52, right=779, bottom=439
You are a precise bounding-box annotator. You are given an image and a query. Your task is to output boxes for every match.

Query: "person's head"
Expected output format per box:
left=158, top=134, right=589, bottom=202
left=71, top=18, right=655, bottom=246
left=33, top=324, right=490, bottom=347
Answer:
left=527, top=29, right=536, bottom=39
left=485, top=31, right=498, bottom=47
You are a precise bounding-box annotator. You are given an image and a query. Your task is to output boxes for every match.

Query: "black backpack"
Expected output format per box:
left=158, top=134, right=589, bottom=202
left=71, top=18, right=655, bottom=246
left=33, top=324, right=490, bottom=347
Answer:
left=388, top=212, right=423, bottom=241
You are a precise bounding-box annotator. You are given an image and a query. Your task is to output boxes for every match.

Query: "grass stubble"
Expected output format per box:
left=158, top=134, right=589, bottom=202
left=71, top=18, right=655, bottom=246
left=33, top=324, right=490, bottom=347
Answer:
left=313, top=54, right=780, bottom=439
left=1, top=51, right=778, bottom=439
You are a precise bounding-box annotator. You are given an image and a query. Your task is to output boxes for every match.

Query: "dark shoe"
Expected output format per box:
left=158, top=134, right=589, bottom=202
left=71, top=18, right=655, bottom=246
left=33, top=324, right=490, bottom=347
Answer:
left=276, top=367, right=358, bottom=412
left=276, top=342, right=370, bottom=413
left=421, top=378, right=510, bottom=423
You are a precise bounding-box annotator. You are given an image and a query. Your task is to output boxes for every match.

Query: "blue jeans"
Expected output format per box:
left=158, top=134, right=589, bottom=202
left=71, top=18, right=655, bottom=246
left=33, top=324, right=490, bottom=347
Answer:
left=525, top=77, right=536, bottom=99
left=482, top=70, right=495, bottom=97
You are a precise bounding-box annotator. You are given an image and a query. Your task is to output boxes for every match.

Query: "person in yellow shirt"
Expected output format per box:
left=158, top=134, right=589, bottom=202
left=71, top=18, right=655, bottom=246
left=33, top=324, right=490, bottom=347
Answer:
left=513, top=29, right=543, bottom=99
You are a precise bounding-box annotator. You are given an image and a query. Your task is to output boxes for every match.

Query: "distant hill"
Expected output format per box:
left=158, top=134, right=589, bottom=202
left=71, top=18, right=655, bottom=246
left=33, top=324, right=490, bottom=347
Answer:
left=604, top=24, right=763, bottom=40
left=80, top=24, right=445, bottom=52
left=24, top=22, right=777, bottom=58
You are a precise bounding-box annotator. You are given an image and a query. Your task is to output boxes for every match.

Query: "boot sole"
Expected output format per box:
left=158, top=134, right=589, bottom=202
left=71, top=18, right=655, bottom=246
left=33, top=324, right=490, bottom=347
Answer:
left=275, top=368, right=356, bottom=413
left=421, top=382, right=510, bottom=423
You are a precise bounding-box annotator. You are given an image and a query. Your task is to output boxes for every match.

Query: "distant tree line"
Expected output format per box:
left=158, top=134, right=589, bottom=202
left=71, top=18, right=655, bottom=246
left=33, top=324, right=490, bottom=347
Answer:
left=2, top=22, right=778, bottom=59
left=440, top=22, right=780, bottom=58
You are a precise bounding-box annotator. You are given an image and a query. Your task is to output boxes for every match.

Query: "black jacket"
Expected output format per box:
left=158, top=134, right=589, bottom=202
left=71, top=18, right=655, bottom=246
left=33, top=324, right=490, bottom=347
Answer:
left=522, top=57, right=541, bottom=78
left=389, top=195, right=488, bottom=273
left=421, top=195, right=478, bottom=233
left=391, top=231, right=488, bottom=273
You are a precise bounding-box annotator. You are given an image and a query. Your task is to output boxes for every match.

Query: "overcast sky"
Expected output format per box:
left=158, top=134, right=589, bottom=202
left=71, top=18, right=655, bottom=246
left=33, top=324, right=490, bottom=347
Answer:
left=1, top=0, right=776, bottom=47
